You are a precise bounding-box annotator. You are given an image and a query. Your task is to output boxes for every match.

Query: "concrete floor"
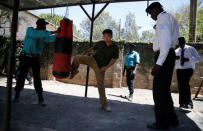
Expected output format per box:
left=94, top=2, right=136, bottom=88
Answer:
left=0, top=77, right=203, bottom=131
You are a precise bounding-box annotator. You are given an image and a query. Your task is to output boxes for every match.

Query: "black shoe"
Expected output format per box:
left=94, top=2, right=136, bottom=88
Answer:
left=101, top=104, right=111, bottom=112
left=179, top=104, right=184, bottom=108
left=147, top=123, right=169, bottom=130
left=38, top=93, right=46, bottom=106
left=13, top=92, right=20, bottom=103
left=180, top=104, right=189, bottom=109
left=170, top=122, right=179, bottom=128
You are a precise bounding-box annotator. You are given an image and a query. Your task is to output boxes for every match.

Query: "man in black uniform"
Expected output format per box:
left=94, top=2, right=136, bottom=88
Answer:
left=146, top=2, right=179, bottom=129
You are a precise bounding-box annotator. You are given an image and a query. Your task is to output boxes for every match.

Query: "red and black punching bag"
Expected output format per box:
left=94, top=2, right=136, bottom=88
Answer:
left=53, top=18, right=73, bottom=78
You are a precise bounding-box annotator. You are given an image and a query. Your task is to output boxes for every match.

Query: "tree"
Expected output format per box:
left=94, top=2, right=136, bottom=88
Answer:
left=39, top=13, right=63, bottom=26
left=172, top=4, right=190, bottom=41
left=121, top=12, right=140, bottom=42
left=80, top=11, right=119, bottom=41
left=73, top=24, right=83, bottom=40
left=140, top=30, right=154, bottom=43
left=172, top=0, right=203, bottom=42
left=39, top=13, right=82, bottom=39
left=196, top=6, right=203, bottom=42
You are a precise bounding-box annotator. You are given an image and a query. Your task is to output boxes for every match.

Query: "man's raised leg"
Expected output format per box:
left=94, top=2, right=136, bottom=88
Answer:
left=70, top=55, right=95, bottom=79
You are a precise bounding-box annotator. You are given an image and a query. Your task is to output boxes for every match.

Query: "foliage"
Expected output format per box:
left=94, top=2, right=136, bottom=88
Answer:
left=140, top=30, right=154, bottom=43
left=172, top=0, right=203, bottom=42
left=80, top=11, right=141, bottom=42
left=196, top=6, right=203, bottom=42
left=39, top=13, right=82, bottom=40
left=39, top=13, right=63, bottom=26
left=121, top=12, right=140, bottom=42
left=80, top=11, right=120, bottom=41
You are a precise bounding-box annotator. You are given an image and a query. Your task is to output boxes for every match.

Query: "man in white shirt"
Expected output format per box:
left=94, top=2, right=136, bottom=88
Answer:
left=175, top=37, right=201, bottom=109
left=146, top=2, right=179, bottom=129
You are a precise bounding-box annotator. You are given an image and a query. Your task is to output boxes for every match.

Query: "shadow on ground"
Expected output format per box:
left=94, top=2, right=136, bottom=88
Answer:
left=0, top=86, right=201, bottom=131
left=193, top=97, right=203, bottom=102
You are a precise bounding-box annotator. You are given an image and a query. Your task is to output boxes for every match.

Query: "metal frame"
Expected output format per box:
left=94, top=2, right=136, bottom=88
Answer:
left=3, top=0, right=20, bottom=130
left=0, top=0, right=155, bottom=11
left=1, top=1, right=110, bottom=130
left=0, top=0, right=155, bottom=130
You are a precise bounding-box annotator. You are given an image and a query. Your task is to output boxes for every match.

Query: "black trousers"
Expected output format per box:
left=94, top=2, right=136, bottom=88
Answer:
left=126, top=67, right=135, bottom=95
left=15, top=54, right=43, bottom=94
left=153, top=49, right=178, bottom=127
left=16, top=68, right=32, bottom=82
left=177, top=69, right=193, bottom=106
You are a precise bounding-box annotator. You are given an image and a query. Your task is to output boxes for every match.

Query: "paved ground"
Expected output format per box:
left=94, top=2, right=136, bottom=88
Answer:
left=0, top=77, right=203, bottom=131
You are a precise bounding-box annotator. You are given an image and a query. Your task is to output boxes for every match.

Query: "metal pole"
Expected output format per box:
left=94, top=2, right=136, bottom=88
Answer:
left=85, top=3, right=95, bottom=97
left=3, top=0, right=20, bottom=130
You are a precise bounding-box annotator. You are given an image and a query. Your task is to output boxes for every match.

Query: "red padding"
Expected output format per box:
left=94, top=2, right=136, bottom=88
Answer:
left=57, top=19, right=73, bottom=38
left=53, top=53, right=71, bottom=78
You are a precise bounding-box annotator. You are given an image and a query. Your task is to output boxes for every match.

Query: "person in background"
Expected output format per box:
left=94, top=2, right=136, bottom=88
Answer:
left=123, top=44, right=140, bottom=102
left=146, top=2, right=179, bottom=129
left=0, top=36, right=9, bottom=76
left=13, top=18, right=59, bottom=106
left=175, top=37, right=201, bottom=109
left=15, top=41, right=33, bottom=85
left=70, top=29, right=119, bottom=112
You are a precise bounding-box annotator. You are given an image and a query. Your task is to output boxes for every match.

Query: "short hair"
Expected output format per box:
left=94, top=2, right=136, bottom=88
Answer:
left=178, top=37, right=186, bottom=43
left=146, top=2, right=163, bottom=13
left=102, top=29, right=113, bottom=36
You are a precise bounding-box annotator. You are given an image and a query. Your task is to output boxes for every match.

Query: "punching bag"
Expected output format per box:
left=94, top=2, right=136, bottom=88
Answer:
left=53, top=18, right=73, bottom=78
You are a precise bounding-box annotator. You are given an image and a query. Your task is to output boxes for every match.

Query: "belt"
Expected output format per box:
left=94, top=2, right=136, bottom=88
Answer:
left=156, top=48, right=174, bottom=53
left=125, top=66, right=135, bottom=68
left=21, top=52, right=39, bottom=57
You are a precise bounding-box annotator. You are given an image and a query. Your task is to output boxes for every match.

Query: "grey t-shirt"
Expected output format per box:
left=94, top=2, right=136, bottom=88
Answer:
left=93, top=41, right=119, bottom=68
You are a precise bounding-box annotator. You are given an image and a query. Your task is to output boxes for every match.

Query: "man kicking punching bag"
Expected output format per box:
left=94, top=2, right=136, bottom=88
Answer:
left=53, top=8, right=73, bottom=78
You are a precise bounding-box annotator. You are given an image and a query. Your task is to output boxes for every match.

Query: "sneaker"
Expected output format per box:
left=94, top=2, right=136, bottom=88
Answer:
left=69, top=70, right=79, bottom=79
left=102, top=105, right=111, bottom=112
left=127, top=94, right=133, bottom=102
left=13, top=92, right=20, bottom=103
left=180, top=104, right=189, bottom=109
left=147, top=123, right=169, bottom=130
left=187, top=104, right=193, bottom=109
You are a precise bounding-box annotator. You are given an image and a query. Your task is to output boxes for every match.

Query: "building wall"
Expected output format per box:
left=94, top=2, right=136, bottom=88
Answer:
left=0, top=11, right=57, bottom=40
left=40, top=42, right=203, bottom=94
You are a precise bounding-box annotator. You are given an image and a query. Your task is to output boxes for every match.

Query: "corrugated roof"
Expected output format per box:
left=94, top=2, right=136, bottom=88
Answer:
left=0, top=0, right=154, bottom=11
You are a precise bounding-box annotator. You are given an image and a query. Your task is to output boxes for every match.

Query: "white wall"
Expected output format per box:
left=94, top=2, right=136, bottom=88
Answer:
left=0, top=11, right=57, bottom=40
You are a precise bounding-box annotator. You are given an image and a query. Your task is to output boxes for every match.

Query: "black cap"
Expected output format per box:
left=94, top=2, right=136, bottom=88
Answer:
left=36, top=18, right=49, bottom=25
left=146, top=2, right=163, bottom=13
left=129, top=44, right=136, bottom=49
left=178, top=37, right=186, bottom=42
